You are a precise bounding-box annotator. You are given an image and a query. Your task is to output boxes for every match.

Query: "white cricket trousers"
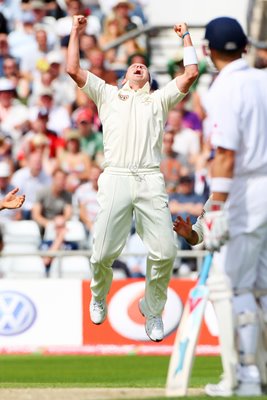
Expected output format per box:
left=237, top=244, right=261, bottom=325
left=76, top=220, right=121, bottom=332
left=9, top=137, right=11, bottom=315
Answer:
left=90, top=167, right=177, bottom=316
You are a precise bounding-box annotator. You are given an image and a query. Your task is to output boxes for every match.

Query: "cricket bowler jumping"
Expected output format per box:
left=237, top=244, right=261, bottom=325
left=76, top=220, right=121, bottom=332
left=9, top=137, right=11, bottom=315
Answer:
left=67, top=16, right=198, bottom=342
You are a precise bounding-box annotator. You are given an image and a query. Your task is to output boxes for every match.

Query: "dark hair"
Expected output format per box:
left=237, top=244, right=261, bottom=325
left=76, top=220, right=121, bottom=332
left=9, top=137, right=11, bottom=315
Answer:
left=0, top=12, right=8, bottom=34
left=127, top=52, right=150, bottom=67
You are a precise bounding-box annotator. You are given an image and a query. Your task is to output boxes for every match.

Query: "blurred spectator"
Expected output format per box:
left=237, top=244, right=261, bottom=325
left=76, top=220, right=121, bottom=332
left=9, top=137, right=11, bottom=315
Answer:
left=55, top=128, right=91, bottom=190
left=11, top=150, right=51, bottom=219
left=160, top=130, right=185, bottom=193
left=17, top=132, right=57, bottom=175
left=0, top=33, right=9, bottom=76
left=79, top=33, right=98, bottom=65
left=40, top=214, right=78, bottom=276
left=28, top=1, right=58, bottom=49
left=0, top=131, right=13, bottom=165
left=72, top=163, right=101, bottom=239
left=0, top=1, right=22, bottom=32
left=255, top=47, right=267, bottom=69
left=55, top=0, right=101, bottom=38
left=8, top=11, right=37, bottom=61
left=74, top=88, right=101, bottom=128
left=20, top=27, right=52, bottom=82
left=72, top=106, right=104, bottom=165
left=81, top=0, right=104, bottom=20
left=28, top=86, right=71, bottom=136
left=0, top=160, right=22, bottom=223
left=169, top=174, right=205, bottom=274
left=169, top=175, right=204, bottom=222
left=129, top=0, right=148, bottom=24
left=99, top=13, right=141, bottom=72
left=166, top=108, right=201, bottom=171
left=1, top=55, right=31, bottom=100
left=45, top=50, right=76, bottom=109
left=18, top=109, right=65, bottom=167
left=174, top=93, right=202, bottom=134
left=29, top=50, right=76, bottom=111
left=87, top=47, right=118, bottom=85
left=111, top=0, right=142, bottom=28
left=31, top=168, right=72, bottom=234
left=0, top=77, right=29, bottom=156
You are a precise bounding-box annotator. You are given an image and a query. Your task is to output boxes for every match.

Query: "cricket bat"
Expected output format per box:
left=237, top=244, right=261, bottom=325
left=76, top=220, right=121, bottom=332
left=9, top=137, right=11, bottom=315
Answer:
left=166, top=252, right=213, bottom=397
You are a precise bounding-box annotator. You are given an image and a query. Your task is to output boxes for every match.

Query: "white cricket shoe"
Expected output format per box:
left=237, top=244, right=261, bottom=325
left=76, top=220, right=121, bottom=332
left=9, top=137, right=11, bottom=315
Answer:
left=90, top=297, right=107, bottom=324
left=139, top=298, right=164, bottom=342
left=205, top=379, right=233, bottom=397
left=235, top=365, right=262, bottom=397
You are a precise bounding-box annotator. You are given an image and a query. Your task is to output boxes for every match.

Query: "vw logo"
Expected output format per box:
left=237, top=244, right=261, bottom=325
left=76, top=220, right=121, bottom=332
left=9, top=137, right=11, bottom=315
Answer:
left=0, top=291, right=37, bottom=336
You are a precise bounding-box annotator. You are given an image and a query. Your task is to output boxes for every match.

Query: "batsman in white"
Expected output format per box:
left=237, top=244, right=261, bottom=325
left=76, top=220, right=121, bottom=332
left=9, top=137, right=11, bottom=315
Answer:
left=175, top=16, right=267, bottom=397
left=66, top=15, right=198, bottom=342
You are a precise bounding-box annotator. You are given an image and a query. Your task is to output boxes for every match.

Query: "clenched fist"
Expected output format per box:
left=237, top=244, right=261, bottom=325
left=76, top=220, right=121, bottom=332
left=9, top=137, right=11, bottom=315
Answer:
left=174, top=23, right=189, bottom=38
left=72, top=15, right=87, bottom=34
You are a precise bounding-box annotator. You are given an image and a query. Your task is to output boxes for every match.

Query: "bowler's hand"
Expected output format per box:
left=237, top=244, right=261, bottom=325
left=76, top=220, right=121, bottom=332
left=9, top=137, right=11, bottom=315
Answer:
left=174, top=23, right=189, bottom=38
left=72, top=15, right=87, bottom=34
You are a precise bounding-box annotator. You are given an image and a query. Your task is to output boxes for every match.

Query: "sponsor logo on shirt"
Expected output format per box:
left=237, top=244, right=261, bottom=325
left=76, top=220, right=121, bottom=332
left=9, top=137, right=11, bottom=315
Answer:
left=118, top=93, right=129, bottom=101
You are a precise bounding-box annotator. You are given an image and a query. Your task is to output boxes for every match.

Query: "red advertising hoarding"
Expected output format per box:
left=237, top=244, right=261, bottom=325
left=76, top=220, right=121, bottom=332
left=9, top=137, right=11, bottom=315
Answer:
left=82, top=279, right=219, bottom=355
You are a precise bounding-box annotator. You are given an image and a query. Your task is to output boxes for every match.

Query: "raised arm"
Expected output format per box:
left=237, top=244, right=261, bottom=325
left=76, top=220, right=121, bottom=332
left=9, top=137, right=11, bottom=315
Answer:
left=66, top=15, right=88, bottom=87
left=173, top=23, right=199, bottom=94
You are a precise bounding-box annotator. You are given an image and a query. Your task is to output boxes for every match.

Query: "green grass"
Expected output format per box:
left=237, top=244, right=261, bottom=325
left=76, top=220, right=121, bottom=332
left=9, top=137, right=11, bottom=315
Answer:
left=0, top=355, right=222, bottom=388
left=0, top=354, right=231, bottom=399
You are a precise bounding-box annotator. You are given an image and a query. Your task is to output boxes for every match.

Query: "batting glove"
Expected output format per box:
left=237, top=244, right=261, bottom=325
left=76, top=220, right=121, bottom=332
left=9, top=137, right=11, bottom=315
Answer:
left=201, top=201, right=229, bottom=251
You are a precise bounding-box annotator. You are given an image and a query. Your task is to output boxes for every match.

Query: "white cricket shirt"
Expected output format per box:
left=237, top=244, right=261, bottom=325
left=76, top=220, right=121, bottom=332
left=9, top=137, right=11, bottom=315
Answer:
left=206, top=59, right=267, bottom=177
left=81, top=72, right=186, bottom=169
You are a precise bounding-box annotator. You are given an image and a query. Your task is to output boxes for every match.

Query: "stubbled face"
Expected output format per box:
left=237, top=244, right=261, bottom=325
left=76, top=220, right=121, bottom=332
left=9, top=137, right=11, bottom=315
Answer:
left=125, top=63, right=150, bottom=87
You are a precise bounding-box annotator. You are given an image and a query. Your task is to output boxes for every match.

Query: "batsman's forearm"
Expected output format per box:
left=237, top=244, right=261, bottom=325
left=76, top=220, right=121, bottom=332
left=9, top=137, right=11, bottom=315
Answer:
left=212, top=148, right=235, bottom=202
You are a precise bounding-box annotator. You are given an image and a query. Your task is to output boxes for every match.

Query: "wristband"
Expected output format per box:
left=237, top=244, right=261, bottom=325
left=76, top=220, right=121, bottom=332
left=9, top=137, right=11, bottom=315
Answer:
left=210, top=177, right=233, bottom=193
left=182, top=31, right=190, bottom=39
left=183, top=46, right=198, bottom=66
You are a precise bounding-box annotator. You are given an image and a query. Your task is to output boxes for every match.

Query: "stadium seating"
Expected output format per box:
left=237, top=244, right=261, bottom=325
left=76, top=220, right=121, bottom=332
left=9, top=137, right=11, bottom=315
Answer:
left=0, top=221, right=46, bottom=278
left=43, top=219, right=87, bottom=247
left=49, top=255, right=91, bottom=279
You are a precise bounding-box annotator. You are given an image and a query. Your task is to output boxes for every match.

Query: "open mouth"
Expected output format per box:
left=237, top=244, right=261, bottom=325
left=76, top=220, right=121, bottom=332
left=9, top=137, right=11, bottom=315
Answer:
left=134, top=70, right=142, bottom=75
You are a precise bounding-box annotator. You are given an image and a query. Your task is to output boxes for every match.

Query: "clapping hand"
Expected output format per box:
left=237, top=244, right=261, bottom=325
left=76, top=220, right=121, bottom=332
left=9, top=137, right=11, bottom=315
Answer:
left=0, top=188, right=25, bottom=210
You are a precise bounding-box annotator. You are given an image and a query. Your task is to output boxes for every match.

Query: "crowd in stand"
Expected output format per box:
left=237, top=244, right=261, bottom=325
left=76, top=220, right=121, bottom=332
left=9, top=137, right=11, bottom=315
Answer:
left=0, top=0, right=232, bottom=277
